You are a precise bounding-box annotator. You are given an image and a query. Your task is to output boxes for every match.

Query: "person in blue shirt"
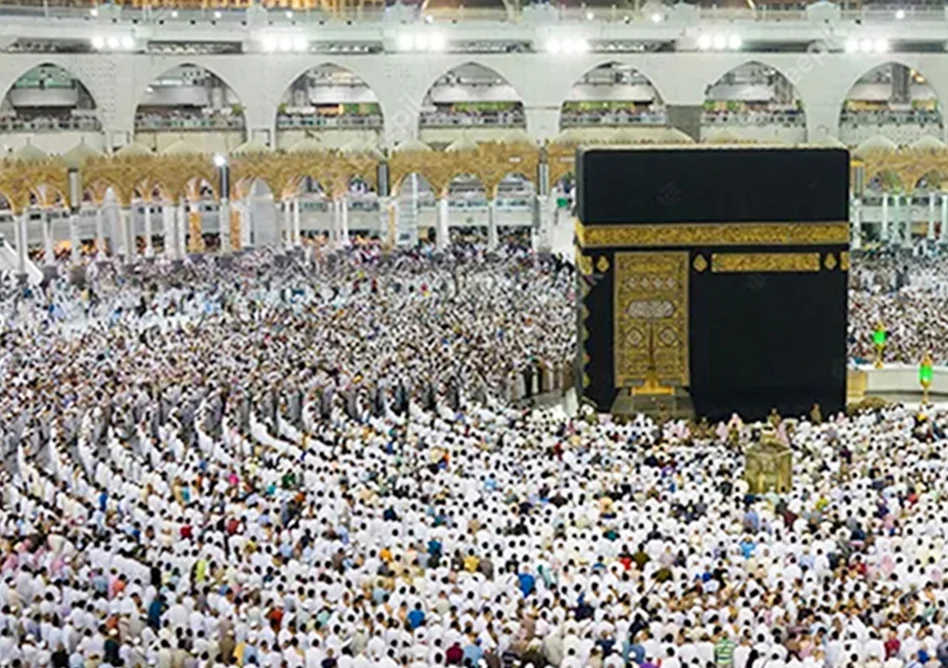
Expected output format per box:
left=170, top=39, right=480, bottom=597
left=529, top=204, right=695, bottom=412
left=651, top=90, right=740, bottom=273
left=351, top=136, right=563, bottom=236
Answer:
left=462, top=637, right=483, bottom=666
left=517, top=570, right=536, bottom=597
left=407, top=603, right=425, bottom=630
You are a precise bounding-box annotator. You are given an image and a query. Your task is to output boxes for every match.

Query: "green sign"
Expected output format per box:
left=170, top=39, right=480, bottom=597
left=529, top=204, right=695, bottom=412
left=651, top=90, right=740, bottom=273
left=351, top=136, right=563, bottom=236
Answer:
left=872, top=329, right=886, bottom=346
left=920, top=363, right=934, bottom=384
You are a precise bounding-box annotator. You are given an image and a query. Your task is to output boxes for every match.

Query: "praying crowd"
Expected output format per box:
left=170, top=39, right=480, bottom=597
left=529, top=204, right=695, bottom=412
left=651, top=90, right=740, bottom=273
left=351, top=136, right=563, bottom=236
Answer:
left=848, top=256, right=948, bottom=364
left=2, top=244, right=948, bottom=668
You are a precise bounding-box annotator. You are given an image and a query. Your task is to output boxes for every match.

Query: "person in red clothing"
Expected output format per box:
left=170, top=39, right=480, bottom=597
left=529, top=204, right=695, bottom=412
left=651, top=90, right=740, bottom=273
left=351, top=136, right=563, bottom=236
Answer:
left=445, top=641, right=463, bottom=665
left=884, top=630, right=901, bottom=659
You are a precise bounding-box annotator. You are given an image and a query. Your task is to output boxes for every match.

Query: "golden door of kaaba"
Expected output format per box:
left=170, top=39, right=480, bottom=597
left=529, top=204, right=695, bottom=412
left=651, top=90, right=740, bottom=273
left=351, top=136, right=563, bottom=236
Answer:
left=574, top=146, right=850, bottom=421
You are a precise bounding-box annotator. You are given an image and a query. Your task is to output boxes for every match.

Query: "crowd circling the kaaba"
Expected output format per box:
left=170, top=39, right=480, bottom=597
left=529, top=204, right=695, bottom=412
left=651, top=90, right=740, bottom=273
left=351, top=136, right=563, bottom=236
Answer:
left=2, top=243, right=948, bottom=668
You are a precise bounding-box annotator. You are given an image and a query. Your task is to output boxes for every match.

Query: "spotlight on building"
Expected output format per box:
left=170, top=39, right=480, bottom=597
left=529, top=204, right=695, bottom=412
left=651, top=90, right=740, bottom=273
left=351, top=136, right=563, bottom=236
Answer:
left=106, top=36, right=119, bottom=49
left=89, top=7, right=98, bottom=16
left=874, top=38, right=890, bottom=53
left=397, top=34, right=413, bottom=51
left=91, top=35, right=105, bottom=49
left=650, top=12, right=663, bottom=22
left=429, top=33, right=446, bottom=51
left=170, top=9, right=178, bottom=17
left=262, top=36, right=277, bottom=52
left=121, top=35, right=135, bottom=50
left=293, top=36, right=308, bottom=52
left=213, top=154, right=228, bottom=169
left=844, top=38, right=858, bottom=53
left=895, top=8, right=905, bottom=19
left=859, top=38, right=874, bottom=52
left=727, top=34, right=742, bottom=50
left=697, top=34, right=712, bottom=50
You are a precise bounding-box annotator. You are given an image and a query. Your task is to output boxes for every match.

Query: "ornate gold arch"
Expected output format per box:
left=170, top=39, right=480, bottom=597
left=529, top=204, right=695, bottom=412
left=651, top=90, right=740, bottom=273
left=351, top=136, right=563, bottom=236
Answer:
left=858, top=147, right=948, bottom=194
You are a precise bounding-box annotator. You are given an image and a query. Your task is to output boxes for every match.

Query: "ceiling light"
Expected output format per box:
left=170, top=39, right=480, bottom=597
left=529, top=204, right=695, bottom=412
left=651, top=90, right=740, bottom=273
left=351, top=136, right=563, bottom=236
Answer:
left=845, top=38, right=858, bottom=53
left=712, top=34, right=727, bottom=50
left=293, top=36, right=308, bottom=51
left=91, top=35, right=105, bottom=49
left=213, top=10, right=221, bottom=18
left=285, top=10, right=293, bottom=18
left=121, top=35, right=134, bottom=49
left=106, top=36, right=119, bottom=49
left=895, top=8, right=905, bottom=19
left=213, top=154, right=227, bottom=168
left=727, top=34, right=742, bottom=49
left=429, top=33, right=445, bottom=51
left=397, top=34, right=413, bottom=51
left=874, top=38, right=889, bottom=52
left=585, top=10, right=594, bottom=19
left=650, top=12, right=662, bottom=22
left=697, top=34, right=712, bottom=50
left=279, top=39, right=292, bottom=52
left=263, top=36, right=277, bottom=52
left=89, top=7, right=98, bottom=16
left=860, top=39, right=873, bottom=52
left=170, top=9, right=178, bottom=17
left=546, top=39, right=561, bottom=54
left=414, top=34, right=429, bottom=50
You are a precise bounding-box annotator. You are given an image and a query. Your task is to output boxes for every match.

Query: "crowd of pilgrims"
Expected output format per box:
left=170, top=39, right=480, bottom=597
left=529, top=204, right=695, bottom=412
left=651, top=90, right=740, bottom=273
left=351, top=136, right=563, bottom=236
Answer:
left=3, top=243, right=948, bottom=668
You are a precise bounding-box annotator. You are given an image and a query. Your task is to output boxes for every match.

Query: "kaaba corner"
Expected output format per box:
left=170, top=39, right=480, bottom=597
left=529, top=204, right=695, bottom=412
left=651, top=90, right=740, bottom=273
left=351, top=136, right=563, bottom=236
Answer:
left=574, top=145, right=850, bottom=422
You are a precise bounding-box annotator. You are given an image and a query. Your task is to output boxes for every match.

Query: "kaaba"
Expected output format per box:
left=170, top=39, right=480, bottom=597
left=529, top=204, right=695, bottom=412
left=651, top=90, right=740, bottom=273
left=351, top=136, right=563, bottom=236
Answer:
left=574, top=146, right=849, bottom=421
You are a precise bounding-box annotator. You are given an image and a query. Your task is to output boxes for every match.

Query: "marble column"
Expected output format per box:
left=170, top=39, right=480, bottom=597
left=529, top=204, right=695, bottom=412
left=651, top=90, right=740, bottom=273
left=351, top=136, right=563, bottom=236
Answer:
left=851, top=198, right=862, bottom=250
left=340, top=196, right=350, bottom=246
left=144, top=205, right=154, bottom=258
left=41, top=211, right=54, bottom=266
left=13, top=212, right=26, bottom=276
left=929, top=194, right=937, bottom=241
left=487, top=199, right=498, bottom=252
left=220, top=197, right=232, bottom=254
left=163, top=203, right=177, bottom=260
left=536, top=194, right=552, bottom=252
left=69, top=214, right=80, bottom=263
left=95, top=206, right=106, bottom=259
left=122, top=208, right=135, bottom=263
left=178, top=202, right=188, bottom=259
left=436, top=198, right=449, bottom=251
left=281, top=200, right=292, bottom=251
left=880, top=193, right=889, bottom=243
left=899, top=195, right=912, bottom=249
left=292, top=197, right=302, bottom=247
left=241, top=199, right=252, bottom=249
left=941, top=193, right=948, bottom=244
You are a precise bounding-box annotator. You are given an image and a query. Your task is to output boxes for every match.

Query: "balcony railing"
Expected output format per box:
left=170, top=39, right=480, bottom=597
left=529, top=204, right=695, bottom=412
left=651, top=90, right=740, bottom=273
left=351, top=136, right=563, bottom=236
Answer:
left=134, top=114, right=245, bottom=130
left=276, top=114, right=383, bottom=129
left=560, top=111, right=667, bottom=127
left=419, top=111, right=525, bottom=128
left=840, top=109, right=943, bottom=127
left=0, top=115, right=101, bottom=132
left=702, top=109, right=805, bottom=127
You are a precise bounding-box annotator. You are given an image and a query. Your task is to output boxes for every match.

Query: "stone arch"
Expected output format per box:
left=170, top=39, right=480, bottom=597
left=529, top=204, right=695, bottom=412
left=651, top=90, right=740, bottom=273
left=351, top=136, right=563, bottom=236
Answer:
left=418, top=62, right=526, bottom=136
left=838, top=61, right=943, bottom=146
left=701, top=60, right=806, bottom=143
left=133, top=63, right=246, bottom=137
left=274, top=63, right=384, bottom=150
left=493, top=171, right=535, bottom=203
left=866, top=170, right=904, bottom=193
left=447, top=173, right=488, bottom=206
left=558, top=61, right=665, bottom=131
left=0, top=62, right=101, bottom=132
left=914, top=170, right=946, bottom=193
